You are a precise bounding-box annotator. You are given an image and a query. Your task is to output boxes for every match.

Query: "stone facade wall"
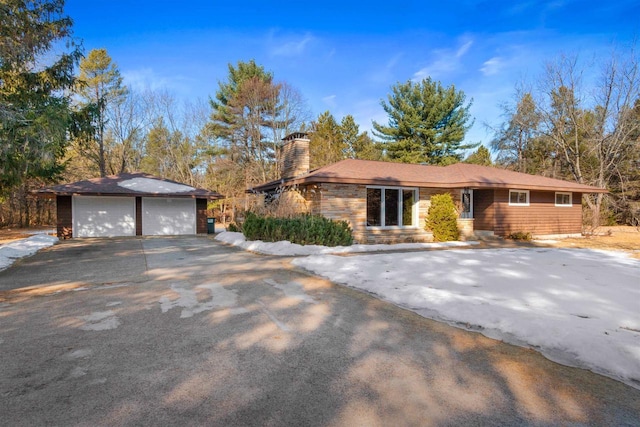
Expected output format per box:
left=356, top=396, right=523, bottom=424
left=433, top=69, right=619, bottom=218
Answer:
left=282, top=184, right=475, bottom=244
left=456, top=218, right=475, bottom=239
left=316, top=184, right=440, bottom=244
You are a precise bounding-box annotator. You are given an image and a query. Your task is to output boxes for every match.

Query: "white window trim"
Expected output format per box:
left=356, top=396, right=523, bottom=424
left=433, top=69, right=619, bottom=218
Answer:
left=366, top=186, right=419, bottom=229
left=508, top=189, right=530, bottom=206
left=555, top=192, right=573, bottom=207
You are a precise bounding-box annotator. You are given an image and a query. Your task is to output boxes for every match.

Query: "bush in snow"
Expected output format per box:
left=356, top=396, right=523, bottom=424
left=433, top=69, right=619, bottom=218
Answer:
left=426, top=193, right=460, bottom=242
left=242, top=212, right=353, bottom=247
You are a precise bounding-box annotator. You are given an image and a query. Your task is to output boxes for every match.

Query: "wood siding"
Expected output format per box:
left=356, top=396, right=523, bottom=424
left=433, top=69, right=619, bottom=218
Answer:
left=493, top=190, right=583, bottom=236
left=56, top=195, right=72, bottom=239
left=196, top=198, right=208, bottom=234
left=473, top=189, right=495, bottom=231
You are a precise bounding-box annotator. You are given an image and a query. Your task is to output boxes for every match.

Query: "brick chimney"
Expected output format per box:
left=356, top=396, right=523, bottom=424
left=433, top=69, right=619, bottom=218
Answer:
left=279, top=132, right=310, bottom=179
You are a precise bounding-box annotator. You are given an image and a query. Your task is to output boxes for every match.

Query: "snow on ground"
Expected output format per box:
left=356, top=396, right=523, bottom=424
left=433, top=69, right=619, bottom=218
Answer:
left=215, top=231, right=479, bottom=256
left=293, top=248, right=640, bottom=389
left=0, top=233, right=58, bottom=271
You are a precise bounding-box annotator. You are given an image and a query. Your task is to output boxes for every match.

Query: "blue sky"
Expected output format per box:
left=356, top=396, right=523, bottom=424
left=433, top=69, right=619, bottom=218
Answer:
left=65, top=0, right=639, bottom=147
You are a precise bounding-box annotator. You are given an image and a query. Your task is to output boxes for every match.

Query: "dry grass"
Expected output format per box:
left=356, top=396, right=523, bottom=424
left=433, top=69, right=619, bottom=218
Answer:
left=542, top=226, right=640, bottom=259
left=0, top=227, right=55, bottom=244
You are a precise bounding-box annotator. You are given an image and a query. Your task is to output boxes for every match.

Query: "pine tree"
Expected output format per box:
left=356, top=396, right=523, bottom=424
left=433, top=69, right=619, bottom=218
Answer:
left=464, top=146, right=492, bottom=166
left=309, top=111, right=344, bottom=169
left=373, top=78, right=476, bottom=165
left=0, top=0, right=82, bottom=195
left=75, top=48, right=127, bottom=177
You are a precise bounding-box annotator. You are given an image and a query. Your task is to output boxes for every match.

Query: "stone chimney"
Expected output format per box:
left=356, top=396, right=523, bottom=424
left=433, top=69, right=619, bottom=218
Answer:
left=279, top=132, right=310, bottom=179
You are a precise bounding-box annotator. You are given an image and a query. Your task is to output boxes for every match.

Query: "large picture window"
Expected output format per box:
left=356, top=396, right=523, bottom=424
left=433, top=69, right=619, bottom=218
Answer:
left=366, top=187, right=418, bottom=227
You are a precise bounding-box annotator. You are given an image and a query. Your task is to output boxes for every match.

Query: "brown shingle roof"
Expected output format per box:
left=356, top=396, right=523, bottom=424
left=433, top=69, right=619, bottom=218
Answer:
left=249, top=159, right=607, bottom=193
left=37, top=173, right=224, bottom=199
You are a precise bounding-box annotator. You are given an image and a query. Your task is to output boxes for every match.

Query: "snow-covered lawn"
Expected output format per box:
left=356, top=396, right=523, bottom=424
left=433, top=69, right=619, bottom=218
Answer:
left=0, top=233, right=57, bottom=271
left=291, top=248, right=640, bottom=389
left=215, top=231, right=479, bottom=255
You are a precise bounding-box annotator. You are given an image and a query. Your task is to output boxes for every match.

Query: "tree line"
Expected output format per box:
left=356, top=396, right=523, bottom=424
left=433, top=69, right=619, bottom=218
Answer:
left=488, top=54, right=640, bottom=226
left=1, top=0, right=638, bottom=227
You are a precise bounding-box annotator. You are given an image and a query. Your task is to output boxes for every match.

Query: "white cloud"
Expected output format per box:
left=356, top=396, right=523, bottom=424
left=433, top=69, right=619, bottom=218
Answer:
left=455, top=39, right=473, bottom=58
left=322, top=94, right=337, bottom=108
left=413, top=37, right=474, bottom=81
left=122, top=68, right=170, bottom=91
left=480, top=57, right=504, bottom=76
left=269, top=32, right=315, bottom=57
left=121, top=67, right=196, bottom=98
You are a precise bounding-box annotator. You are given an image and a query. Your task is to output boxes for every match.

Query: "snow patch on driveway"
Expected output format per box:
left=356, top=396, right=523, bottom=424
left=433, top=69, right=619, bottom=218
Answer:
left=159, top=282, right=244, bottom=318
left=78, top=311, right=121, bottom=331
left=264, top=279, right=316, bottom=304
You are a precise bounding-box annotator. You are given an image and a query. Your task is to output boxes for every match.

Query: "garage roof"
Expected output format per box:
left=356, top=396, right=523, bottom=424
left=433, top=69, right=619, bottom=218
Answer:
left=37, top=173, right=224, bottom=199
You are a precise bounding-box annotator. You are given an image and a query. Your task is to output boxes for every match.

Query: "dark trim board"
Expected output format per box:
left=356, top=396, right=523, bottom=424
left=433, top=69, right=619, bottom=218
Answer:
left=136, top=197, right=142, bottom=236
left=56, top=195, right=73, bottom=239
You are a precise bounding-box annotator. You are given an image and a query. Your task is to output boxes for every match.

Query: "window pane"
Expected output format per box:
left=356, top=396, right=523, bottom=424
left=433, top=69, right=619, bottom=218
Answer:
left=556, top=193, right=570, bottom=205
left=511, top=191, right=527, bottom=204
left=385, top=189, right=399, bottom=226
left=518, top=192, right=527, bottom=204
left=462, top=192, right=471, bottom=213
left=366, top=188, right=381, bottom=226
left=402, top=190, right=414, bottom=226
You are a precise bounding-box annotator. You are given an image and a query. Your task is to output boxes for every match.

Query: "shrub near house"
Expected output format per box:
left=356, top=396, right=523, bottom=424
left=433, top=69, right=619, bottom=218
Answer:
left=426, top=194, right=460, bottom=242
left=242, top=212, right=353, bottom=247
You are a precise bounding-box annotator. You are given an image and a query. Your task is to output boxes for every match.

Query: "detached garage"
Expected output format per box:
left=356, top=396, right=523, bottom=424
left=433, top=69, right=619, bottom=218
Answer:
left=37, top=173, right=223, bottom=239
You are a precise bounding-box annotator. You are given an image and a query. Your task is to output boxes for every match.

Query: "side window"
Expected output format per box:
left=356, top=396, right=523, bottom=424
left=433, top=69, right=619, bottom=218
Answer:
left=555, top=192, right=572, bottom=207
left=509, top=190, right=529, bottom=206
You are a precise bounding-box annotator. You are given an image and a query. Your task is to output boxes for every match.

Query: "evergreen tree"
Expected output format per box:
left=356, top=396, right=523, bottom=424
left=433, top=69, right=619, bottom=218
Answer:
left=309, top=112, right=384, bottom=168
left=339, top=115, right=359, bottom=159
left=464, top=146, right=492, bottom=166
left=309, top=111, right=344, bottom=169
left=207, top=60, right=307, bottom=183
left=339, top=115, right=383, bottom=160
left=75, top=48, right=127, bottom=177
left=373, top=78, right=476, bottom=165
left=0, top=0, right=81, bottom=195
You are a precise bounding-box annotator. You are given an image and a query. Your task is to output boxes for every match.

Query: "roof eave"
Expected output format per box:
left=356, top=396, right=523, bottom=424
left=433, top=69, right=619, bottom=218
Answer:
left=34, top=190, right=224, bottom=199
left=247, top=176, right=608, bottom=194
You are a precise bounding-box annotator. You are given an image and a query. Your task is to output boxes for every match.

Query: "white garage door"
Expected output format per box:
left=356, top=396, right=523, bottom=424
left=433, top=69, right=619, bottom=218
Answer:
left=73, top=196, right=136, bottom=238
left=142, top=198, right=196, bottom=235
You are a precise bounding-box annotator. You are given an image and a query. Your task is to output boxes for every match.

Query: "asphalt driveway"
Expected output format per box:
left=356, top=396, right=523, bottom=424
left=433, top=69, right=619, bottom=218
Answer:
left=0, top=237, right=638, bottom=426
